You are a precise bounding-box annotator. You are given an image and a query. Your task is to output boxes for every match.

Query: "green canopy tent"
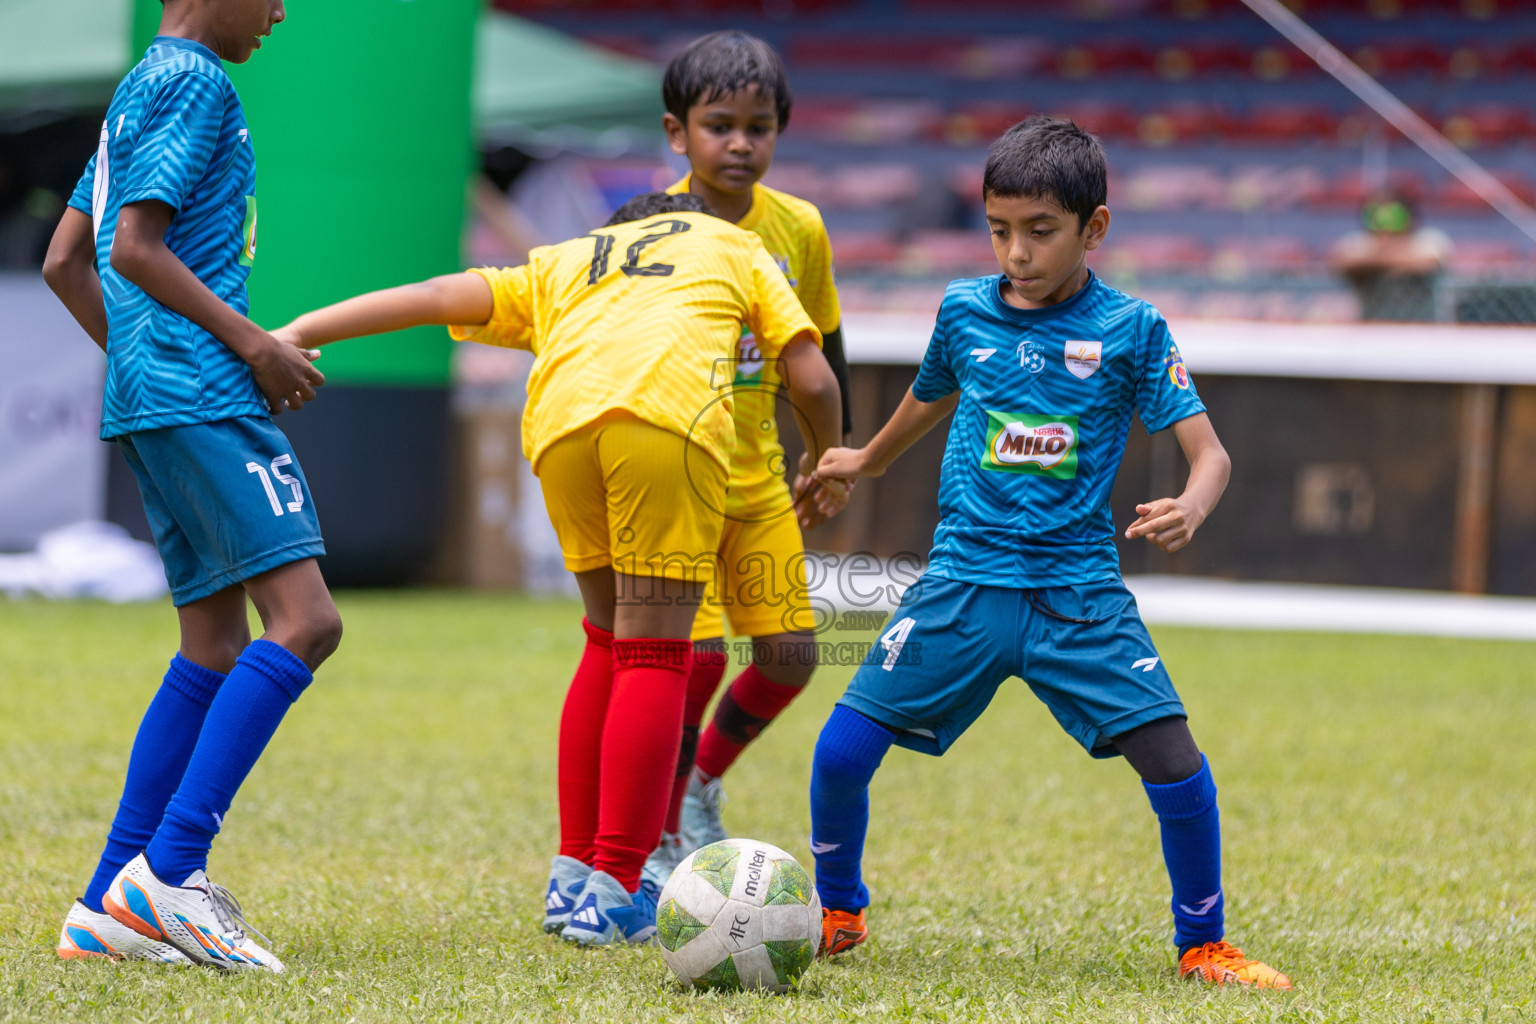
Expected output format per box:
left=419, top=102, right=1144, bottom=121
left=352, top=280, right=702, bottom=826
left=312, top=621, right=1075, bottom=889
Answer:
left=1, top=2, right=661, bottom=149
left=475, top=11, right=662, bottom=153
left=0, top=0, right=128, bottom=125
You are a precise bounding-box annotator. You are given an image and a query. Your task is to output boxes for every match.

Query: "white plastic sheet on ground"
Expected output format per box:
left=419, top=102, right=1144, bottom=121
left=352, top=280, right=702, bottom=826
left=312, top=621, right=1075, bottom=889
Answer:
left=0, top=521, right=167, bottom=602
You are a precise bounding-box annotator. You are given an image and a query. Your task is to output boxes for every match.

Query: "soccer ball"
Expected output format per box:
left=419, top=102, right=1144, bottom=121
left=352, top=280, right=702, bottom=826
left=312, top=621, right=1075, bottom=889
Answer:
left=655, top=838, right=822, bottom=992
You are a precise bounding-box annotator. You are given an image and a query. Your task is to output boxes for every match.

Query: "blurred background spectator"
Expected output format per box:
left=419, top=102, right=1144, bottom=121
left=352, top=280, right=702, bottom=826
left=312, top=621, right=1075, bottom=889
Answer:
left=1331, top=190, right=1453, bottom=320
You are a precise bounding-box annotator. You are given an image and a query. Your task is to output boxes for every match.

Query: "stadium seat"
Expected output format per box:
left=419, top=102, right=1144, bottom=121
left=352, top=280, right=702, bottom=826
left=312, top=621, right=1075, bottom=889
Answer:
left=1240, top=104, right=1338, bottom=144
left=826, top=230, right=903, bottom=269
left=1450, top=240, right=1523, bottom=274
left=788, top=35, right=967, bottom=70
left=830, top=163, right=922, bottom=208
left=1441, top=104, right=1535, bottom=148
left=1433, top=170, right=1534, bottom=210
left=903, top=230, right=995, bottom=274
left=1121, top=164, right=1225, bottom=210
left=1094, top=233, right=1210, bottom=275
left=1051, top=101, right=1138, bottom=141
left=1056, top=40, right=1154, bottom=79
left=939, top=103, right=1034, bottom=146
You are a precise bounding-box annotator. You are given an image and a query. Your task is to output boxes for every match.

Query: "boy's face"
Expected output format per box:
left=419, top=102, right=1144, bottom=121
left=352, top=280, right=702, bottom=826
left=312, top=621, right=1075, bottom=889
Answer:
left=985, top=193, right=1109, bottom=309
left=663, top=85, right=780, bottom=197
left=201, top=0, right=285, bottom=64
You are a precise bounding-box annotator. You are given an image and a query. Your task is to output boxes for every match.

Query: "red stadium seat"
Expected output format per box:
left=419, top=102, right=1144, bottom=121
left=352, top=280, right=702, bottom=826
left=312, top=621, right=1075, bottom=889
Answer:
left=1450, top=241, right=1523, bottom=274
left=904, top=230, right=996, bottom=274
left=1240, top=104, right=1338, bottom=144
left=1056, top=40, right=1154, bottom=79
left=1442, top=105, right=1536, bottom=147
left=1121, top=165, right=1226, bottom=211
left=1092, top=233, right=1210, bottom=275
left=1137, top=102, right=1230, bottom=145
left=830, top=163, right=922, bottom=208
left=788, top=34, right=968, bottom=69
left=1433, top=170, right=1534, bottom=210
left=1050, top=101, right=1138, bottom=141
left=1155, top=41, right=1247, bottom=79
left=761, top=163, right=832, bottom=207
left=939, top=103, right=1033, bottom=146
left=1250, top=44, right=1315, bottom=81
left=1351, top=41, right=1446, bottom=76
left=826, top=230, right=903, bottom=269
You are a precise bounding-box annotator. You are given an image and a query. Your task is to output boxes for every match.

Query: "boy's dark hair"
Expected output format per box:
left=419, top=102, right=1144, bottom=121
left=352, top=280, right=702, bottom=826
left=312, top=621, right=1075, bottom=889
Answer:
left=662, top=31, right=793, bottom=131
left=605, top=191, right=713, bottom=227
left=982, top=116, right=1108, bottom=230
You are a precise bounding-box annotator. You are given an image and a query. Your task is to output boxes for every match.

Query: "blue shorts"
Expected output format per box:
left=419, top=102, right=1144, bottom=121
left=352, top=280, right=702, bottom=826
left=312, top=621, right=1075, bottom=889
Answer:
left=117, top=416, right=325, bottom=607
left=840, top=574, right=1184, bottom=758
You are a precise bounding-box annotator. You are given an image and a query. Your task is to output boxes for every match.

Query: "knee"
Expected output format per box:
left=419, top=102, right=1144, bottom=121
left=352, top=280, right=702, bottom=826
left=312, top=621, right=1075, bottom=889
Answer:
left=754, top=634, right=817, bottom=687
left=284, top=605, right=342, bottom=670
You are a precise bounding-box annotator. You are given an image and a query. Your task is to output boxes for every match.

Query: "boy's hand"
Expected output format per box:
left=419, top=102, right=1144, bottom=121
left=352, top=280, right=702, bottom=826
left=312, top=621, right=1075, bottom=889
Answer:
left=816, top=445, right=876, bottom=482
left=793, top=452, right=851, bottom=528
left=1125, top=497, right=1205, bottom=553
left=248, top=334, right=325, bottom=414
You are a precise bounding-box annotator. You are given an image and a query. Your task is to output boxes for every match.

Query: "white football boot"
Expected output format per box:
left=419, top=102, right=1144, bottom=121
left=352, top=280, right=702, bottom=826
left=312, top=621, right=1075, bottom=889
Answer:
left=103, top=853, right=284, bottom=972
left=57, top=899, right=186, bottom=963
left=640, top=831, right=686, bottom=890
left=543, top=855, right=593, bottom=934
left=679, top=772, right=729, bottom=852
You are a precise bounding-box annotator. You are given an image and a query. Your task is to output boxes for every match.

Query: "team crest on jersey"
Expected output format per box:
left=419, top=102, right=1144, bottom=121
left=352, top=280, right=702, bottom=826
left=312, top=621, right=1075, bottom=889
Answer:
left=239, top=196, right=257, bottom=267
left=980, top=411, right=1079, bottom=478
left=1064, top=341, right=1102, bottom=379
left=772, top=253, right=798, bottom=289
left=1164, top=344, right=1190, bottom=390
left=1017, top=340, right=1046, bottom=374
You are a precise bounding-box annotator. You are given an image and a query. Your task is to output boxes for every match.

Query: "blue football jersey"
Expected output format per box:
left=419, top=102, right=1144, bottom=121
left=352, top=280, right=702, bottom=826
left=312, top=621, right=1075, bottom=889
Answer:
left=68, top=36, right=266, bottom=440
left=909, top=272, right=1206, bottom=588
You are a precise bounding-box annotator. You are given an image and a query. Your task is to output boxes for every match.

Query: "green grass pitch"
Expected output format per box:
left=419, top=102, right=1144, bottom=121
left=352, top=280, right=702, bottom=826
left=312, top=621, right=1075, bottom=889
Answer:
left=2, top=591, right=1534, bottom=1022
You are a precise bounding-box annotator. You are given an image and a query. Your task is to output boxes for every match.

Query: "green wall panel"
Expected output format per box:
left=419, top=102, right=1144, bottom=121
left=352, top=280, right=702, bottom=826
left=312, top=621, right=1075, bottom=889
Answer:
left=132, top=0, right=478, bottom=387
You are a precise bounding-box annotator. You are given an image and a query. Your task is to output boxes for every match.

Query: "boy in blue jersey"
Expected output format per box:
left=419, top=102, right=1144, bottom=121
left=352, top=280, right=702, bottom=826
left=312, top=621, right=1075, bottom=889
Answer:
left=806, top=117, right=1291, bottom=989
left=42, top=0, right=337, bottom=972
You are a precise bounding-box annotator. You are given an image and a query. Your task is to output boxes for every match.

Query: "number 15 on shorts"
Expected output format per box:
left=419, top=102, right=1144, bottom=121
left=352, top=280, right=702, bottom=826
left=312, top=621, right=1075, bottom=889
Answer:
left=247, top=455, right=304, bottom=516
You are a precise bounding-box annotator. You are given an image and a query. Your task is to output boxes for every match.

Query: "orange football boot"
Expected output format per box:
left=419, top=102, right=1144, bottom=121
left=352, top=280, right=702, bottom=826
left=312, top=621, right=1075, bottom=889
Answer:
left=1179, top=941, right=1292, bottom=989
left=820, top=908, right=867, bottom=958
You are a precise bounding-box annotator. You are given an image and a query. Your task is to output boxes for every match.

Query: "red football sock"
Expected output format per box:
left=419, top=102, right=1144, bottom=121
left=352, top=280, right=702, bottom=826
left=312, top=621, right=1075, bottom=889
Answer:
left=694, top=664, right=805, bottom=779
left=594, top=637, right=691, bottom=891
left=663, top=646, right=728, bottom=834
left=556, top=619, right=614, bottom=864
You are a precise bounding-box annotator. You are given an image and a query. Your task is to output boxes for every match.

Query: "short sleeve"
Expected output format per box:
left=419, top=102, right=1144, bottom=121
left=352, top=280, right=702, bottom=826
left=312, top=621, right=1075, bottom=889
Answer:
left=746, top=238, right=820, bottom=359
left=1136, top=312, right=1206, bottom=433
left=796, top=212, right=842, bottom=335
left=448, top=267, right=536, bottom=350
left=910, top=305, right=958, bottom=402
left=119, top=72, right=225, bottom=212
left=68, top=153, right=97, bottom=215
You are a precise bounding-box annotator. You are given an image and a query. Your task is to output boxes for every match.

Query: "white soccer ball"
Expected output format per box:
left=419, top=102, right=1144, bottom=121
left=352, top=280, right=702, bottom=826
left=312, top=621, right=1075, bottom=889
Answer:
left=655, top=838, right=822, bottom=992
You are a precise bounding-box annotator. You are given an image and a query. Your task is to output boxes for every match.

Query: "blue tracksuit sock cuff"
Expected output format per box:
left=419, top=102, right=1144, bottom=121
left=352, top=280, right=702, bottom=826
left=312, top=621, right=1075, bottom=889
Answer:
left=1143, top=754, right=1217, bottom=819
left=163, top=654, right=227, bottom=709
left=236, top=639, right=313, bottom=703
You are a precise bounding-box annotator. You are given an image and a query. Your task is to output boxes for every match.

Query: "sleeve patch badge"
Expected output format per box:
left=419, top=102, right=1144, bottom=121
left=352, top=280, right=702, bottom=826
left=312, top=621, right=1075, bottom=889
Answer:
left=1164, top=344, right=1190, bottom=390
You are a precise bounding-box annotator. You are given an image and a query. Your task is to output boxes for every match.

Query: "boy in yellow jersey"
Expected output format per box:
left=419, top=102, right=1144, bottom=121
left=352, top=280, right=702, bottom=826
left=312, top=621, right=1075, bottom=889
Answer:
left=645, top=32, right=855, bottom=879
left=274, top=192, right=843, bottom=946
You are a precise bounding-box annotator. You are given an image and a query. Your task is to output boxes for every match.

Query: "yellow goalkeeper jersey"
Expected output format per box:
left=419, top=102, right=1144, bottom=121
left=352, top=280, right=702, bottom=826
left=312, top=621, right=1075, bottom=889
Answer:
left=449, top=211, right=819, bottom=473
left=667, top=175, right=842, bottom=515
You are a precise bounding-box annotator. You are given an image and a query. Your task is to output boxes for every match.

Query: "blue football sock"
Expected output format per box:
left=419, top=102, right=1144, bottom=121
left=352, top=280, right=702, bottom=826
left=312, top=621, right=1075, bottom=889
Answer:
left=145, top=640, right=312, bottom=884
left=808, top=704, right=895, bottom=913
left=81, top=655, right=225, bottom=912
left=1143, top=753, right=1224, bottom=952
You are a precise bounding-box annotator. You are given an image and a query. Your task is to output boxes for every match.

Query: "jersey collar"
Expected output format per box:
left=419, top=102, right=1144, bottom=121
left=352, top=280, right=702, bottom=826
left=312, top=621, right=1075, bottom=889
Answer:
left=150, top=35, right=222, bottom=65
left=986, top=269, right=1099, bottom=323
left=670, top=173, right=763, bottom=231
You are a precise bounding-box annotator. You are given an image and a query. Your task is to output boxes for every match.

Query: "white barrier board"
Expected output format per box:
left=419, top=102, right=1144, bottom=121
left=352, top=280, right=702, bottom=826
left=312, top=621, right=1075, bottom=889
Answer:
left=0, top=274, right=106, bottom=550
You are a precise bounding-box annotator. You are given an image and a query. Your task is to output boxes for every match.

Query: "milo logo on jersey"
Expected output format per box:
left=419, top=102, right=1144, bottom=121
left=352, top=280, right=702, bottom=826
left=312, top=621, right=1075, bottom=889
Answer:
left=981, top=411, right=1079, bottom=478
left=734, top=327, right=765, bottom=384
left=239, top=196, right=257, bottom=267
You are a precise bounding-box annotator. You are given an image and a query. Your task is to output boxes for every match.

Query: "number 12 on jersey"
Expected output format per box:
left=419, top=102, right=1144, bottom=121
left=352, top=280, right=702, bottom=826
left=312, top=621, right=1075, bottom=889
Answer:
left=586, top=218, right=692, bottom=284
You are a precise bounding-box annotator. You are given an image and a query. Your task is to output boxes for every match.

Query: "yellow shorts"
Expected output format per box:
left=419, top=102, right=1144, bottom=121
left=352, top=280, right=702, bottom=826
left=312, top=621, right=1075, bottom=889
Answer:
left=537, top=413, right=726, bottom=583
left=690, top=505, right=818, bottom=641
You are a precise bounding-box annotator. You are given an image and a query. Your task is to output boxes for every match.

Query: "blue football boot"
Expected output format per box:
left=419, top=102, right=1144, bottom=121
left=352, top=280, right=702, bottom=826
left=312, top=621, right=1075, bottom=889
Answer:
left=543, top=855, right=593, bottom=934
left=561, top=870, right=659, bottom=946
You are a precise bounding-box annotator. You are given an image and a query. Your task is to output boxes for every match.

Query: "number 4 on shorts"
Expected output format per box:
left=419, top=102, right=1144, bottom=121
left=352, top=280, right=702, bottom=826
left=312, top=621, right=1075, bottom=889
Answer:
left=879, top=616, right=915, bottom=671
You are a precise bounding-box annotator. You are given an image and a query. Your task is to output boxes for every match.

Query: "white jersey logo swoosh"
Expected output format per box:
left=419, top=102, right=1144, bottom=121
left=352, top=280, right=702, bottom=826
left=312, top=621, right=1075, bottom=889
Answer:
left=1178, top=892, right=1221, bottom=916
left=970, top=348, right=996, bottom=362
left=1132, top=657, right=1160, bottom=673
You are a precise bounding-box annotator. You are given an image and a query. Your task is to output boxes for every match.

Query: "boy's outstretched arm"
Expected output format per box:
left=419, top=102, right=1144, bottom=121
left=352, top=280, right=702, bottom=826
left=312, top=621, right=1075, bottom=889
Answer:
left=275, top=273, right=494, bottom=349
left=780, top=334, right=845, bottom=529
left=111, top=199, right=323, bottom=414
left=812, top=386, right=958, bottom=516
left=1125, top=412, right=1230, bottom=553
left=42, top=208, right=108, bottom=352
